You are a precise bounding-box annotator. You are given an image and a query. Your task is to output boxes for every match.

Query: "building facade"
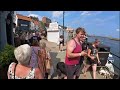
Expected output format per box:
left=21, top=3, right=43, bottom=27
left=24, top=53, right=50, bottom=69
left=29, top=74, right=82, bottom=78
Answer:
left=16, top=14, right=40, bottom=32
left=16, top=14, right=32, bottom=31
left=47, top=22, right=68, bottom=44
left=42, top=17, right=51, bottom=27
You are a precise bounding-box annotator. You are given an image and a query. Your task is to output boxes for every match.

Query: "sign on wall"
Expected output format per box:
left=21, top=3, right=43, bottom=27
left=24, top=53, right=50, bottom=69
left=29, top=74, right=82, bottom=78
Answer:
left=21, top=24, right=28, bottom=26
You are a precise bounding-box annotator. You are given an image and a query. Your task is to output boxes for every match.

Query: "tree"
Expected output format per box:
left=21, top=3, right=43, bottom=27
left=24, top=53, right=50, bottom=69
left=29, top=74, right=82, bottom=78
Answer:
left=39, top=21, right=46, bottom=31
left=30, top=16, right=39, bottom=21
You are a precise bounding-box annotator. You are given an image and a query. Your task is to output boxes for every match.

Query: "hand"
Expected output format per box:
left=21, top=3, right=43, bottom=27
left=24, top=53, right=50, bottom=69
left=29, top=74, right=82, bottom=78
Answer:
left=81, top=51, right=87, bottom=56
left=98, top=61, right=101, bottom=65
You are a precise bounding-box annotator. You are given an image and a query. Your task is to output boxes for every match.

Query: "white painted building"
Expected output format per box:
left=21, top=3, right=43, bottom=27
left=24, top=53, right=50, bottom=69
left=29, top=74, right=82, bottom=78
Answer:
left=47, top=22, right=60, bottom=44
left=47, top=22, right=68, bottom=44
left=30, top=20, right=35, bottom=30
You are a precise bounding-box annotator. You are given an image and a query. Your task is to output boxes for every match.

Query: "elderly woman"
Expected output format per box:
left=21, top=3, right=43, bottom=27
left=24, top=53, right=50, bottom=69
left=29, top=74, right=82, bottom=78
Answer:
left=7, top=44, right=43, bottom=79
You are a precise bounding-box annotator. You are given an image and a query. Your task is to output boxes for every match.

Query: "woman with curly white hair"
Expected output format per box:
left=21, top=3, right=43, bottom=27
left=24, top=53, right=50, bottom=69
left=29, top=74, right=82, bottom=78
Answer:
left=7, top=44, right=43, bottom=79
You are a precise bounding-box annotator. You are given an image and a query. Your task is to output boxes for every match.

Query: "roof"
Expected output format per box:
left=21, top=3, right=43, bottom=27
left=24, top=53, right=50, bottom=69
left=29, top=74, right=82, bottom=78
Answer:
left=17, top=14, right=32, bottom=21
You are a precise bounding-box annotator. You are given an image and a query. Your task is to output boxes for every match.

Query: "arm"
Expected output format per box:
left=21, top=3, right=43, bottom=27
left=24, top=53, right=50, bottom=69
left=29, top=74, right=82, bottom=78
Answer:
left=87, top=49, right=95, bottom=60
left=67, top=40, right=81, bottom=58
left=87, top=49, right=92, bottom=58
left=46, top=50, right=51, bottom=60
left=35, top=68, right=44, bottom=79
left=96, top=52, right=100, bottom=63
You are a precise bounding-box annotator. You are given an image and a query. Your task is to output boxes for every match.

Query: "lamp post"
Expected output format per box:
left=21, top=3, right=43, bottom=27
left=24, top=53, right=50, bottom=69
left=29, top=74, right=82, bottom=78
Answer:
left=63, top=11, right=65, bottom=46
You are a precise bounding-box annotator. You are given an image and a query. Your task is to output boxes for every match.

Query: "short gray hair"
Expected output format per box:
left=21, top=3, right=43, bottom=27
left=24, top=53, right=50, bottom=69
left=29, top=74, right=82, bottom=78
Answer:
left=14, top=44, right=31, bottom=65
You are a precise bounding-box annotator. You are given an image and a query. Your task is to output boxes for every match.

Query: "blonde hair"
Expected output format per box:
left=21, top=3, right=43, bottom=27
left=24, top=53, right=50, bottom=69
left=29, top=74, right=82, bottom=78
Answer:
left=39, top=41, right=46, bottom=49
left=14, top=44, right=31, bottom=65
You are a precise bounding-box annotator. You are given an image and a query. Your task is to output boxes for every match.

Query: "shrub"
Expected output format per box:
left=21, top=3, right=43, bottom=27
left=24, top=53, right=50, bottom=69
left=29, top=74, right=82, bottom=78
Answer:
left=0, top=44, right=15, bottom=68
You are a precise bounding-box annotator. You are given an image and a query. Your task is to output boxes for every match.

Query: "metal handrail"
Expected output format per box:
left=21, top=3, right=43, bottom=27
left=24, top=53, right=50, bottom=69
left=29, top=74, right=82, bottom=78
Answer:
left=110, top=52, right=120, bottom=58
left=109, top=52, right=120, bottom=71
left=108, top=60, right=120, bottom=71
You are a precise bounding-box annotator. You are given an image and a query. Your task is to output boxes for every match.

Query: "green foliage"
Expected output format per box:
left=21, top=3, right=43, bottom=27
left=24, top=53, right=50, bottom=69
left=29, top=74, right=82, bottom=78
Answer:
left=30, top=16, right=39, bottom=21
left=0, top=44, right=15, bottom=68
left=39, top=21, right=46, bottom=30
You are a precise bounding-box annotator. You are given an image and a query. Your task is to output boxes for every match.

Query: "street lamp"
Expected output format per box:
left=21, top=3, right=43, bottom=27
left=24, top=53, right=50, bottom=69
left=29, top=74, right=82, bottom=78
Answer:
left=63, top=11, right=65, bottom=46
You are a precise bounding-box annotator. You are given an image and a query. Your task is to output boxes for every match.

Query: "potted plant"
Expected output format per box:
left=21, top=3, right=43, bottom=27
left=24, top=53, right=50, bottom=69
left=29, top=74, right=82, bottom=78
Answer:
left=0, top=44, right=16, bottom=79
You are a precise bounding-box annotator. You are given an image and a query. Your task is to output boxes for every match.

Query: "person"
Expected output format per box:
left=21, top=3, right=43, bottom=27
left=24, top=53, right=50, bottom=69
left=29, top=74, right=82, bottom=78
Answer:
left=39, top=41, right=53, bottom=79
left=83, top=39, right=101, bottom=79
left=25, top=32, right=29, bottom=44
left=79, top=33, right=88, bottom=66
left=28, top=32, right=33, bottom=45
left=20, top=32, right=26, bottom=45
left=29, top=39, right=40, bottom=68
left=14, top=33, right=21, bottom=47
left=31, top=33, right=41, bottom=45
left=7, top=44, right=43, bottom=79
left=59, top=35, right=64, bottom=52
left=65, top=27, right=87, bottom=79
left=78, top=34, right=89, bottom=76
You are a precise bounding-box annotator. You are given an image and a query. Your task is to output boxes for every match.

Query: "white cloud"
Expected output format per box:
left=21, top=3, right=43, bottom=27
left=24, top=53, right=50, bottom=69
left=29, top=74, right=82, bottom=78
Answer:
left=81, top=11, right=102, bottom=16
left=52, top=11, right=63, bottom=18
left=28, top=14, right=42, bottom=20
left=28, top=11, right=31, bottom=14
left=116, top=28, right=120, bottom=32
left=81, top=11, right=91, bottom=16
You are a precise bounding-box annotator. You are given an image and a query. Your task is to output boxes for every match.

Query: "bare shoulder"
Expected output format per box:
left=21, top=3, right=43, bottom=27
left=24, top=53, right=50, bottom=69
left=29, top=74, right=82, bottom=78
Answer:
left=67, top=39, right=75, bottom=47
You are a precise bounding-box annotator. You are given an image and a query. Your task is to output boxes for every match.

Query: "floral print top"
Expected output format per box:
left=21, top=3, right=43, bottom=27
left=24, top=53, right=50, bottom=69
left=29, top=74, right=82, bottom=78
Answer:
left=8, top=62, right=35, bottom=79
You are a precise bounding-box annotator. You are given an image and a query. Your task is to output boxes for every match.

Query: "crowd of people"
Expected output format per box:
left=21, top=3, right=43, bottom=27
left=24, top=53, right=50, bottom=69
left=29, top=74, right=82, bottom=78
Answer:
left=8, top=31, right=53, bottom=79
left=57, top=27, right=101, bottom=79
left=7, top=27, right=101, bottom=79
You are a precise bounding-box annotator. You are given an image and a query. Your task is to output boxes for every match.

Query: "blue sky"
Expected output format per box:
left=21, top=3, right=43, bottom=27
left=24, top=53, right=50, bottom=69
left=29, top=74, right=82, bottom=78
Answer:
left=16, top=11, right=119, bottom=38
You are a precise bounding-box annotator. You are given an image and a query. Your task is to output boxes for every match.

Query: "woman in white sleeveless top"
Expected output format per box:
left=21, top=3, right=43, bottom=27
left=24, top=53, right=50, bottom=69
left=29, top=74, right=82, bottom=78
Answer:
left=7, top=44, right=43, bottom=79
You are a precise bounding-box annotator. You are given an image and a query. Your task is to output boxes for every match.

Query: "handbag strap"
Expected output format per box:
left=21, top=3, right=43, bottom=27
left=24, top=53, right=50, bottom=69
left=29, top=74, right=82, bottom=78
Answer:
left=14, top=63, right=17, bottom=79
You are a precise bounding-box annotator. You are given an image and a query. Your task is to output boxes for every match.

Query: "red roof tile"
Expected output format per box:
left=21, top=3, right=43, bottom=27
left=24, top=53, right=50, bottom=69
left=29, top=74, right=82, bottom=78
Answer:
left=17, top=14, right=32, bottom=21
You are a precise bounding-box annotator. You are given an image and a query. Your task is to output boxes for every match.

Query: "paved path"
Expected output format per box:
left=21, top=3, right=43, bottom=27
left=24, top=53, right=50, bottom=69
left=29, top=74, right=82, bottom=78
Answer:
left=41, top=39, right=105, bottom=79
